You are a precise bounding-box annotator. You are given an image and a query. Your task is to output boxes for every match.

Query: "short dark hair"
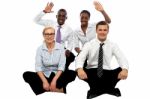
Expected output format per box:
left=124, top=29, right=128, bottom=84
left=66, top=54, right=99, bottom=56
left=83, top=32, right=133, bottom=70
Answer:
left=57, top=9, right=67, bottom=16
left=96, top=21, right=109, bottom=30
left=80, top=10, right=90, bottom=18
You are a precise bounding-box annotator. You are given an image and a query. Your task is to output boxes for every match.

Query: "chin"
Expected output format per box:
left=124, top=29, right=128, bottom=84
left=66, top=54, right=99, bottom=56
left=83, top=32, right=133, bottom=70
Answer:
left=46, top=41, right=53, bottom=43
left=81, top=22, right=87, bottom=25
left=58, top=21, right=64, bottom=25
left=99, top=37, right=106, bottom=42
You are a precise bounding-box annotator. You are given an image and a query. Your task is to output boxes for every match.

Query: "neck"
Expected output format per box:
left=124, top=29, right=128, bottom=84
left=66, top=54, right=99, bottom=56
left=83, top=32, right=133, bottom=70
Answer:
left=81, top=24, right=88, bottom=29
left=97, top=38, right=106, bottom=43
left=81, top=24, right=88, bottom=33
left=46, top=41, right=55, bottom=50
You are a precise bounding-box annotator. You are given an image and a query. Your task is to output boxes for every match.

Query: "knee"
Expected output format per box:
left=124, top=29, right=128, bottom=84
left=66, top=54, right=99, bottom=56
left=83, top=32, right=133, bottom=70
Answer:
left=23, top=71, right=30, bottom=82
left=68, top=70, right=77, bottom=80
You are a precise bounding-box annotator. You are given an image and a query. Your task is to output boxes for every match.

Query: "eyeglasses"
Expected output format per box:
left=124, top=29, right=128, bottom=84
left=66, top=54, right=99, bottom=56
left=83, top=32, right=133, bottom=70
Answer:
left=44, top=33, right=55, bottom=36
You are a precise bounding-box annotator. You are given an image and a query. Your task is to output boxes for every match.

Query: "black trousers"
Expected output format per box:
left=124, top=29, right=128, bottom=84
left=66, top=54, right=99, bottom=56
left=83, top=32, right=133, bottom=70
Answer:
left=23, top=70, right=76, bottom=95
left=65, top=52, right=75, bottom=70
left=83, top=67, right=122, bottom=94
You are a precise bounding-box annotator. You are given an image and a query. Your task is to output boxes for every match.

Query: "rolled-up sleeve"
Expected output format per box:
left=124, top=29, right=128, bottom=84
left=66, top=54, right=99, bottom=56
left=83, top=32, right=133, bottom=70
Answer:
left=74, top=30, right=80, bottom=48
left=66, top=29, right=74, bottom=51
left=35, top=47, right=43, bottom=72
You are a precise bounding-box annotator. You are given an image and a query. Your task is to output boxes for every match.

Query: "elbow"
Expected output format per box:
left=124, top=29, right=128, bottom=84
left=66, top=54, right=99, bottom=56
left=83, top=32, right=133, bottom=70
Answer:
left=107, top=19, right=111, bottom=24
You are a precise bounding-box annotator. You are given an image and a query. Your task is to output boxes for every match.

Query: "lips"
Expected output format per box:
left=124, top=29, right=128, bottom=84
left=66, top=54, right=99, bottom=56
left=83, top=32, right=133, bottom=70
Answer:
left=100, top=34, right=105, bottom=36
left=81, top=21, right=87, bottom=23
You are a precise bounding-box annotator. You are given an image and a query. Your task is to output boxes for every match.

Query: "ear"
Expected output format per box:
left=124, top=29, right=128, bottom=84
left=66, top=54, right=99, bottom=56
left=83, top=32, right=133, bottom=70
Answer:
left=65, top=16, right=67, bottom=20
left=107, top=28, right=109, bottom=33
left=56, top=15, right=58, bottom=18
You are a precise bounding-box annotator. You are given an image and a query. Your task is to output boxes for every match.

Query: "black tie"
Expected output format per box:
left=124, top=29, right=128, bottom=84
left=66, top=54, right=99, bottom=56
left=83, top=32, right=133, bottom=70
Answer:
left=97, top=43, right=104, bottom=78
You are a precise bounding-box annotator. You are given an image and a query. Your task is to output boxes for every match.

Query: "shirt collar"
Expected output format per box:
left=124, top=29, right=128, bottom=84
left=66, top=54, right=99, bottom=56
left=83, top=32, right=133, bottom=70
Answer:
left=57, top=23, right=65, bottom=28
left=78, top=23, right=93, bottom=33
left=95, top=38, right=108, bottom=44
left=42, top=42, right=62, bottom=51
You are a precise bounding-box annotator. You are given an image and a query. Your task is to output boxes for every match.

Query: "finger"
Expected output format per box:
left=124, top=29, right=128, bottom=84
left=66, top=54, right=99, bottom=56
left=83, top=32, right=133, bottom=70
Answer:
left=80, top=75, right=85, bottom=80
left=51, top=88, right=54, bottom=91
left=80, top=75, right=84, bottom=79
left=49, top=86, right=52, bottom=91
left=47, top=2, right=49, bottom=6
left=50, top=2, right=54, bottom=6
left=117, top=73, right=120, bottom=78
left=93, top=1, right=98, bottom=5
left=123, top=76, right=127, bottom=79
left=118, top=74, right=121, bottom=79
left=50, top=11, right=54, bottom=13
left=118, top=76, right=120, bottom=79
left=97, top=2, right=102, bottom=6
left=81, top=76, right=85, bottom=79
left=123, top=76, right=126, bottom=80
left=47, top=88, right=50, bottom=91
left=81, top=74, right=87, bottom=79
left=84, top=74, right=88, bottom=79
left=45, top=87, right=48, bottom=91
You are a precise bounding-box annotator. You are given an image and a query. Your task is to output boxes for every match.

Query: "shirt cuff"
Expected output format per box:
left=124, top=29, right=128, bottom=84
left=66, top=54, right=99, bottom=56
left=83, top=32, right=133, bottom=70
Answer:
left=121, top=65, right=129, bottom=70
left=41, top=11, right=46, bottom=15
left=58, top=66, right=65, bottom=72
left=66, top=47, right=72, bottom=51
left=75, top=62, right=84, bottom=70
left=35, top=66, right=43, bottom=72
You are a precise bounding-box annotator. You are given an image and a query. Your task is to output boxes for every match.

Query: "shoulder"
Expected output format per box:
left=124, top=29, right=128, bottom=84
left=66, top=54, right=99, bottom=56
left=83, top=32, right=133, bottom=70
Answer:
left=88, top=23, right=96, bottom=28
left=74, top=26, right=81, bottom=31
left=89, top=38, right=97, bottom=44
left=62, top=24, right=73, bottom=31
left=84, top=39, right=96, bottom=47
left=74, top=27, right=82, bottom=35
left=105, top=40, right=119, bottom=48
left=36, top=44, right=44, bottom=53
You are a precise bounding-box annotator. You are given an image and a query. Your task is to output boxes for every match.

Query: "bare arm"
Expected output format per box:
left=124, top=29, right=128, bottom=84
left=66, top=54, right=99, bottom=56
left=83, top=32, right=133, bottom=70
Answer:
left=37, top=71, right=50, bottom=91
left=34, top=2, right=54, bottom=26
left=94, top=1, right=111, bottom=23
left=50, top=70, right=63, bottom=91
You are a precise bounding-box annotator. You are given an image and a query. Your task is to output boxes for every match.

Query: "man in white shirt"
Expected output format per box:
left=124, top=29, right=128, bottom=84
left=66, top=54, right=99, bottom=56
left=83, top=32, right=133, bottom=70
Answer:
left=74, top=1, right=111, bottom=54
left=76, top=21, right=129, bottom=99
left=34, top=2, right=75, bottom=70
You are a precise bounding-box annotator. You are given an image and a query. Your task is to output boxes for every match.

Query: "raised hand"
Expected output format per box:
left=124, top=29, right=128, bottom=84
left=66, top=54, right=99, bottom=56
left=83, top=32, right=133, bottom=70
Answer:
left=93, top=1, right=104, bottom=12
left=43, top=2, right=54, bottom=13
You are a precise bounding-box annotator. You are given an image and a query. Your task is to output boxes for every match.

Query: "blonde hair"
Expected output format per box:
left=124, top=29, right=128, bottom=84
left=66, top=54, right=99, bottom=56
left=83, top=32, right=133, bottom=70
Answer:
left=42, top=26, right=55, bottom=35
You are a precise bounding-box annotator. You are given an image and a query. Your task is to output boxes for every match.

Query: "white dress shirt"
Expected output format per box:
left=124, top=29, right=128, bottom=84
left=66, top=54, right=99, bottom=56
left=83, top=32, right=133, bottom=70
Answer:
left=74, top=23, right=96, bottom=48
left=76, top=38, right=129, bottom=70
left=35, top=42, right=66, bottom=78
left=34, top=11, right=74, bottom=51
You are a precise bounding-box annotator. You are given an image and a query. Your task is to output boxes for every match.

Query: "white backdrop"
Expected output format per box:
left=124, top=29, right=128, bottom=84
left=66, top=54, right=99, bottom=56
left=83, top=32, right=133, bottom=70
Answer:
left=0, top=0, right=150, bottom=99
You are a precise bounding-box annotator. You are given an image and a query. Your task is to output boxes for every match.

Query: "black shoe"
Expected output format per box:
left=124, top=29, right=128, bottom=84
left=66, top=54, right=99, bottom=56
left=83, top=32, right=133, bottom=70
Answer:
left=87, top=90, right=92, bottom=99
left=107, top=88, right=121, bottom=97
left=63, top=87, right=66, bottom=94
left=87, top=90, right=99, bottom=99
